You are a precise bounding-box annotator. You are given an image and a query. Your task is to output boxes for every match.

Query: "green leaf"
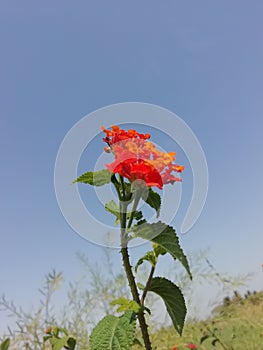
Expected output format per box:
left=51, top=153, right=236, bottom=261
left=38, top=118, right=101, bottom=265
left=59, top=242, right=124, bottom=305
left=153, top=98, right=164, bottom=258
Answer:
left=67, top=337, right=77, bottom=350
left=73, top=169, right=112, bottom=186
left=148, top=277, right=186, bottom=336
left=0, top=339, right=10, bottom=350
left=111, top=297, right=141, bottom=313
left=89, top=311, right=136, bottom=350
left=135, top=251, right=157, bottom=273
left=137, top=282, right=145, bottom=290
left=134, top=222, right=192, bottom=279
left=48, top=334, right=76, bottom=350
left=43, top=335, right=52, bottom=343
left=49, top=337, right=68, bottom=350
left=105, top=200, right=143, bottom=225
left=142, top=188, right=161, bottom=217
left=152, top=242, right=167, bottom=257
left=105, top=200, right=120, bottom=224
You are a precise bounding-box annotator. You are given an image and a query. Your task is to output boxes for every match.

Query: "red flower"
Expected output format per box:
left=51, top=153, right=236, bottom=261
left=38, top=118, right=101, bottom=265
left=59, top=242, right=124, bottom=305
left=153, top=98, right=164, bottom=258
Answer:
left=172, top=346, right=178, bottom=350
left=102, top=126, right=184, bottom=189
left=187, top=343, right=197, bottom=349
left=106, top=158, right=163, bottom=189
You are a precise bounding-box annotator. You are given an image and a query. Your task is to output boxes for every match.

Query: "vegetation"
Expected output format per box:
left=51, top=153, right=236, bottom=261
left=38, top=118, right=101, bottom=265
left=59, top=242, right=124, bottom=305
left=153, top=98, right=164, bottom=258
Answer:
left=0, top=249, right=257, bottom=350
left=1, top=289, right=262, bottom=349
left=147, top=290, right=263, bottom=350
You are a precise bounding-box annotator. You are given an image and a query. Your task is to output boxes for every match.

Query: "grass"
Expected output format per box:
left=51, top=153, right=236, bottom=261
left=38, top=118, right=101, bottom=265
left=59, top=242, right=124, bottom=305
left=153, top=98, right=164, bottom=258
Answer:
left=134, top=290, right=263, bottom=350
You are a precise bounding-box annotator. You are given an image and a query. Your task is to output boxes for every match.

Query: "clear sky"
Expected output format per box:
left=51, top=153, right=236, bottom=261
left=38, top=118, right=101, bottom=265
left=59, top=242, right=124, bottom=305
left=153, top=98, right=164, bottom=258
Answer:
left=1, top=0, right=263, bottom=331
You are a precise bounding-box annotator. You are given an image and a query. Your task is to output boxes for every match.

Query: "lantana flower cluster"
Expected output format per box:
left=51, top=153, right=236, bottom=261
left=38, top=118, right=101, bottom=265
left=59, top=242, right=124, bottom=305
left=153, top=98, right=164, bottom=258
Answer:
left=101, top=125, right=184, bottom=189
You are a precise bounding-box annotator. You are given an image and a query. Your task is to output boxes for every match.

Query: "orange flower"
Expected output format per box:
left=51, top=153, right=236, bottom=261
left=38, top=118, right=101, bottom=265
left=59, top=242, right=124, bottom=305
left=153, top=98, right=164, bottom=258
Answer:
left=101, top=125, right=150, bottom=147
left=102, top=126, right=184, bottom=189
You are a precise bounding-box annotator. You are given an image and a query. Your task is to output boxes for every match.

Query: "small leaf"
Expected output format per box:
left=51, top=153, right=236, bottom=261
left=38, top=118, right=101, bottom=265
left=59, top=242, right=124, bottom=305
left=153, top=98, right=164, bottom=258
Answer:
left=133, top=211, right=143, bottom=221
left=43, top=335, right=52, bottom=342
left=0, top=339, right=10, bottom=350
left=49, top=337, right=68, bottom=350
left=134, top=222, right=192, bottom=279
left=142, top=188, right=161, bottom=217
left=135, top=251, right=157, bottom=273
left=105, top=201, right=143, bottom=225
left=111, top=297, right=141, bottom=313
left=110, top=296, right=129, bottom=306
left=148, top=277, right=187, bottom=336
left=73, top=169, right=112, bottom=186
left=67, top=337, right=77, bottom=350
left=137, top=282, right=145, bottom=290
left=105, top=200, right=120, bottom=224
left=89, top=311, right=136, bottom=350
left=152, top=243, right=167, bottom=257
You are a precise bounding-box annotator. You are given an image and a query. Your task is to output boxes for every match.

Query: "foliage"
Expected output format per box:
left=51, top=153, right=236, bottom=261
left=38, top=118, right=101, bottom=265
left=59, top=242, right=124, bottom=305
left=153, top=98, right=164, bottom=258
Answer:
left=0, top=339, right=10, bottom=350
left=44, top=327, right=76, bottom=350
left=0, top=254, right=253, bottom=349
left=146, top=290, right=263, bottom=350
left=90, top=311, right=136, bottom=350
left=73, top=125, right=189, bottom=350
left=0, top=251, right=130, bottom=350
left=1, top=125, right=254, bottom=350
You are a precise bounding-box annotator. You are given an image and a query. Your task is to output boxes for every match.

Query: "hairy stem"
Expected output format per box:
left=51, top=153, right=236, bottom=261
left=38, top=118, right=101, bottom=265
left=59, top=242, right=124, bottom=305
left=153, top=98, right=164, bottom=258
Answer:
left=121, top=247, right=152, bottom=350
left=141, top=266, right=155, bottom=306
left=118, top=182, right=152, bottom=350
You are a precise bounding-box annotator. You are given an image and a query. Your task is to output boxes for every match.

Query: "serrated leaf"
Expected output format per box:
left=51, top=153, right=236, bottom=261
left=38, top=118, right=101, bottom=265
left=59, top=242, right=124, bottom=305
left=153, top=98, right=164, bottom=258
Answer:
left=0, top=339, right=10, bottom=350
left=134, top=222, right=192, bottom=279
left=90, top=311, right=136, bottom=350
left=73, top=169, right=112, bottom=186
left=142, top=188, right=161, bottom=217
left=135, top=251, right=157, bottom=273
left=148, top=277, right=186, bottom=335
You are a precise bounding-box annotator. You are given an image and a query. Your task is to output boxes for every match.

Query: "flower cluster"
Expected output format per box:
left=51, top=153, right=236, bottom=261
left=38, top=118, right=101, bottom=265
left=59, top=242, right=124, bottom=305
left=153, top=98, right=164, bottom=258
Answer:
left=101, top=125, right=150, bottom=148
left=102, top=125, right=184, bottom=189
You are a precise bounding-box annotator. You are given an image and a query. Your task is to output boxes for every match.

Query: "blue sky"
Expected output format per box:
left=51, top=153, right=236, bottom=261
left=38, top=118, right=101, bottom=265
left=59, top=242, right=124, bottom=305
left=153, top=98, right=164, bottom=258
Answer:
left=1, top=0, right=263, bottom=331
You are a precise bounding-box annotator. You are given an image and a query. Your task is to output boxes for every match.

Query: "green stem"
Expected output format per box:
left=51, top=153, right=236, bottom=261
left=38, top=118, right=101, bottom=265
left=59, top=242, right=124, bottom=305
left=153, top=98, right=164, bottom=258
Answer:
left=121, top=247, right=152, bottom=350
left=127, top=190, right=141, bottom=229
left=111, top=175, right=122, bottom=200
left=141, top=266, right=155, bottom=306
left=118, top=186, right=152, bottom=350
left=206, top=326, right=229, bottom=350
left=119, top=174, right=126, bottom=198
